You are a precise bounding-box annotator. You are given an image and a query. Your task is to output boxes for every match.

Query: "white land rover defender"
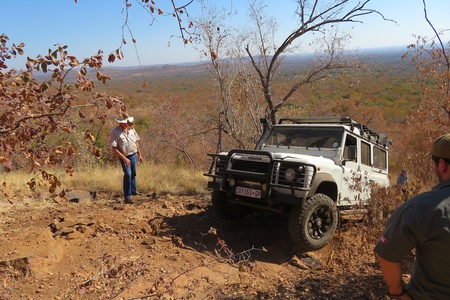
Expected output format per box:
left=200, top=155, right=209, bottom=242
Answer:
left=204, top=116, right=389, bottom=251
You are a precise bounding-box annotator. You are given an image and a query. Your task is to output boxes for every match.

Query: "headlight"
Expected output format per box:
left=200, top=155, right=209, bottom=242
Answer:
left=284, top=168, right=296, bottom=181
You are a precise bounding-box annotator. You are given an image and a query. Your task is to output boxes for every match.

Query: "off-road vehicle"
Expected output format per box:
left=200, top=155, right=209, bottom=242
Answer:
left=204, top=116, right=389, bottom=251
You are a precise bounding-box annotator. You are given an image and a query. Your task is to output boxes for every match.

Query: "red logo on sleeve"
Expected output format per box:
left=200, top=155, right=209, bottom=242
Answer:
left=379, top=236, right=388, bottom=244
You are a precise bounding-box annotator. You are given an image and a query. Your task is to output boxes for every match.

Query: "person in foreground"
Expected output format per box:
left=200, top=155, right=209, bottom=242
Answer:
left=374, top=133, right=450, bottom=300
left=110, top=116, right=143, bottom=204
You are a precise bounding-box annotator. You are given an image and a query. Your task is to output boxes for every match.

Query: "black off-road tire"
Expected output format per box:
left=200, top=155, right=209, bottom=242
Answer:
left=288, top=193, right=338, bottom=251
left=211, top=189, right=248, bottom=220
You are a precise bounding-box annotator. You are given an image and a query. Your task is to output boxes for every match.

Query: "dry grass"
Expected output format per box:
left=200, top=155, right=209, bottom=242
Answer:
left=1, top=171, right=53, bottom=200
left=0, top=163, right=209, bottom=204
left=64, top=162, right=208, bottom=196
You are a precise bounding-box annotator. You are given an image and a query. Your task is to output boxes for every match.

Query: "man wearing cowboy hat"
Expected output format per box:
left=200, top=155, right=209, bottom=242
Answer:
left=375, top=133, right=450, bottom=299
left=110, top=116, right=143, bottom=204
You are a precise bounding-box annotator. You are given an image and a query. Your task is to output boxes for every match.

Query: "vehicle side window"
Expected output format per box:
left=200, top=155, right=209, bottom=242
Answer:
left=343, top=135, right=357, bottom=161
left=361, top=141, right=371, bottom=166
left=373, top=147, right=387, bottom=169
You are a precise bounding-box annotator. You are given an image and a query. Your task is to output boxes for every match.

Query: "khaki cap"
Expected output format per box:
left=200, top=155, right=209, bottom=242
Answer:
left=430, top=133, right=450, bottom=159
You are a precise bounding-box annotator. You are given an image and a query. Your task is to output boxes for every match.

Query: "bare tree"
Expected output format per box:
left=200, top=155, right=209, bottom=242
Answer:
left=193, top=0, right=389, bottom=151
left=244, top=0, right=389, bottom=126
left=193, top=4, right=267, bottom=150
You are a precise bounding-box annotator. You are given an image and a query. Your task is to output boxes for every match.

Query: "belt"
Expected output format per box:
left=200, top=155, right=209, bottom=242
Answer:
left=126, top=152, right=137, bottom=158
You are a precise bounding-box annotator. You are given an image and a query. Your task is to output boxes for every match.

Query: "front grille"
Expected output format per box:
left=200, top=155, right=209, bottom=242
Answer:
left=216, top=150, right=316, bottom=195
left=231, top=159, right=270, bottom=174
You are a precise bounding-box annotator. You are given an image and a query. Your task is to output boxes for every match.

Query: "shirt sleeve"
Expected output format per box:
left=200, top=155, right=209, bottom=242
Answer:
left=110, top=129, right=118, bottom=148
left=374, top=203, right=419, bottom=262
left=132, top=129, right=140, bottom=142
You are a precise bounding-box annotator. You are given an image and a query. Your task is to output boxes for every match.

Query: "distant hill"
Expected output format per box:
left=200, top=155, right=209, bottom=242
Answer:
left=32, top=46, right=413, bottom=82
left=102, top=46, right=413, bottom=78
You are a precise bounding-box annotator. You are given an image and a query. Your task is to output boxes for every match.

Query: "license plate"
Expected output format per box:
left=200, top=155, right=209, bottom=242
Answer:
left=235, top=187, right=261, bottom=199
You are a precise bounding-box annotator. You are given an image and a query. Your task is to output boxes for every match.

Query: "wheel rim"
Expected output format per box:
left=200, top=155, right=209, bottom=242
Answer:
left=307, top=205, right=332, bottom=240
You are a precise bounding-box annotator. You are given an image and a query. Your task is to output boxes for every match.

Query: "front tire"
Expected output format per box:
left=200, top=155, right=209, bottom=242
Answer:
left=288, top=193, right=338, bottom=251
left=211, top=189, right=248, bottom=220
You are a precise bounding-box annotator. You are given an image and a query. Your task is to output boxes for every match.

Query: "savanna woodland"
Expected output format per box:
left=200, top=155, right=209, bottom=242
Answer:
left=1, top=0, right=449, bottom=299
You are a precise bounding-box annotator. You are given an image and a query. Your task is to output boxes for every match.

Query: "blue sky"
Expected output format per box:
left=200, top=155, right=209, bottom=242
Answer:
left=2, top=0, right=449, bottom=70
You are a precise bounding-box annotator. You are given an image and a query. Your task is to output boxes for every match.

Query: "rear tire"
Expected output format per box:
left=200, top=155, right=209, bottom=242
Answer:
left=211, top=189, right=248, bottom=220
left=288, top=193, right=338, bottom=251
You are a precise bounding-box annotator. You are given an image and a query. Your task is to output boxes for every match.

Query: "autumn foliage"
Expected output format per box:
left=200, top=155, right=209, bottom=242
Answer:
left=0, top=34, right=125, bottom=196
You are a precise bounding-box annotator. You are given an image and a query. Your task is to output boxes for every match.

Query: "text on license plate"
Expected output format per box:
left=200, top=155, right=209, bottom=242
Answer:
left=235, top=187, right=261, bottom=199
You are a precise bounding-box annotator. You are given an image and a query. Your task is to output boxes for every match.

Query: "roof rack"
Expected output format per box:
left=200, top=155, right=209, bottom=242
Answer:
left=279, top=116, right=357, bottom=126
left=278, top=116, right=390, bottom=147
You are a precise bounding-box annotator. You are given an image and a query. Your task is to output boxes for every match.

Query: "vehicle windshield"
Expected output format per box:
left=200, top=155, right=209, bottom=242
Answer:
left=264, top=126, right=344, bottom=148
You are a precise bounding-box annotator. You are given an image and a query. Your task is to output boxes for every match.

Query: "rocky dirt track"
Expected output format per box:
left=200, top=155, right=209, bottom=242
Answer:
left=0, top=192, right=393, bottom=299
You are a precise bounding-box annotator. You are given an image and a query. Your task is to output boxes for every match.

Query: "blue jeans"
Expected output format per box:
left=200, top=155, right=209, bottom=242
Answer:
left=119, top=153, right=137, bottom=199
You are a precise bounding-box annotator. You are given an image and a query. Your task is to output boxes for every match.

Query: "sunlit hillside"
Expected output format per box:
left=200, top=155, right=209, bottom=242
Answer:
left=28, top=46, right=431, bottom=194
left=82, top=47, right=420, bottom=173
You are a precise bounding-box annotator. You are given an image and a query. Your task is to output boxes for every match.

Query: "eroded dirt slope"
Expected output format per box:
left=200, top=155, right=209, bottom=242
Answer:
left=0, top=192, right=390, bottom=299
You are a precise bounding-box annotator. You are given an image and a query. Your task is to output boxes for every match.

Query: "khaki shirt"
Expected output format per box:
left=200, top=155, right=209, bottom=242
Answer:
left=109, top=126, right=140, bottom=156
